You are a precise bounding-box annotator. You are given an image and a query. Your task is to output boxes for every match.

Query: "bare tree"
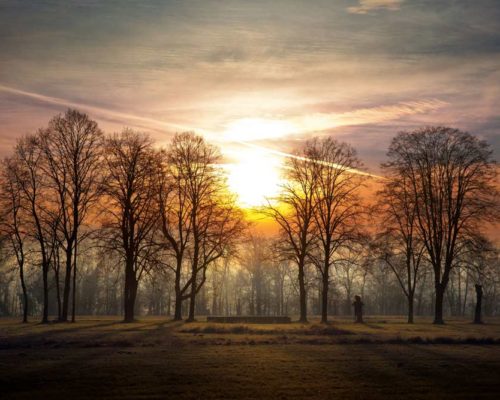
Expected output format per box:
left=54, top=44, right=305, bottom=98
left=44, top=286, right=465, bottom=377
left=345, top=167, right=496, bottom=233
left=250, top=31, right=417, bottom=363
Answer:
left=156, top=145, right=192, bottom=320
left=454, top=234, right=496, bottom=322
left=102, top=130, right=160, bottom=322
left=189, top=192, right=244, bottom=320
left=39, top=109, right=104, bottom=322
left=265, top=147, right=318, bottom=323
left=384, top=127, right=499, bottom=324
left=0, top=156, right=30, bottom=322
left=10, top=135, right=55, bottom=323
left=376, top=174, right=426, bottom=323
left=307, top=137, right=365, bottom=323
left=160, top=132, right=244, bottom=321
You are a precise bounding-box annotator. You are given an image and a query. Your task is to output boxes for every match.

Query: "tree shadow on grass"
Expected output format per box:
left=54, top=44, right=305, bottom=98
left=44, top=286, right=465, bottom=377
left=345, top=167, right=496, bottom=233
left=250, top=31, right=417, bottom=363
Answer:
left=0, top=319, right=182, bottom=350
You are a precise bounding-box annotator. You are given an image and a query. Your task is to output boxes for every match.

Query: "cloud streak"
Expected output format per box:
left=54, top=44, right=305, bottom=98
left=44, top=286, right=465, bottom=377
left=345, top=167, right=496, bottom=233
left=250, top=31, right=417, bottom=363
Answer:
left=0, top=1, right=498, bottom=169
left=0, top=84, right=195, bottom=134
left=347, top=0, right=403, bottom=14
left=223, top=99, right=448, bottom=142
left=236, top=140, right=382, bottom=178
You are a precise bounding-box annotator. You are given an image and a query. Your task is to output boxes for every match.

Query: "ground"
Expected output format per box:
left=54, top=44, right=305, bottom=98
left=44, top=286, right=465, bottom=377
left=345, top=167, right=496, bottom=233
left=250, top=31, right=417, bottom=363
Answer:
left=1, top=316, right=499, bottom=399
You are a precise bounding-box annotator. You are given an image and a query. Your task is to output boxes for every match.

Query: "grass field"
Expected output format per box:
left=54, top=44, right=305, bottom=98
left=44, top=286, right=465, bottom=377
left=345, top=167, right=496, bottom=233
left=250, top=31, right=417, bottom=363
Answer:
left=1, top=316, right=499, bottom=399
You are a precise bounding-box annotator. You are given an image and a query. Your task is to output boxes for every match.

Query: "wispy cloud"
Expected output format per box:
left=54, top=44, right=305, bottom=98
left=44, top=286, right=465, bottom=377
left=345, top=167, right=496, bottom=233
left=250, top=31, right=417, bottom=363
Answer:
left=223, top=99, right=448, bottom=142
left=0, top=0, right=498, bottom=168
left=347, top=0, right=403, bottom=14
left=308, top=99, right=448, bottom=129
left=0, top=84, right=200, bottom=135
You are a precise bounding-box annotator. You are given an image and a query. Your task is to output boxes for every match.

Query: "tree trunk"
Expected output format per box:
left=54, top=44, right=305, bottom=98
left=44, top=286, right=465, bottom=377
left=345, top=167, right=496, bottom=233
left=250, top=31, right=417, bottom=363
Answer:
left=123, top=259, right=137, bottom=323
left=407, top=292, right=414, bottom=324
left=174, top=293, right=183, bottom=320
left=321, top=265, right=329, bottom=324
left=54, top=263, right=62, bottom=320
left=433, top=283, right=445, bottom=324
left=187, top=236, right=199, bottom=322
left=19, top=262, right=28, bottom=323
left=42, top=261, right=49, bottom=323
left=173, top=259, right=183, bottom=320
left=71, top=242, right=78, bottom=323
left=61, top=244, right=73, bottom=322
left=124, top=282, right=138, bottom=323
left=279, top=279, right=284, bottom=316
left=187, top=268, right=197, bottom=322
left=298, top=259, right=307, bottom=323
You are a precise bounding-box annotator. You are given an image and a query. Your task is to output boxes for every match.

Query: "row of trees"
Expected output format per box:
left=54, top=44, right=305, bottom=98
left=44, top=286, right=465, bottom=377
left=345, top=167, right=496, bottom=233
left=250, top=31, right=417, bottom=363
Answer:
left=0, top=110, right=244, bottom=323
left=272, top=127, right=498, bottom=324
left=0, top=110, right=498, bottom=324
left=2, top=233, right=498, bottom=320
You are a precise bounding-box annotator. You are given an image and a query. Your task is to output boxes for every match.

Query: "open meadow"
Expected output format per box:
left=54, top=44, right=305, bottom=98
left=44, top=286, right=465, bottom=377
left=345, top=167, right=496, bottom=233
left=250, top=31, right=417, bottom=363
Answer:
left=1, top=316, right=499, bottom=399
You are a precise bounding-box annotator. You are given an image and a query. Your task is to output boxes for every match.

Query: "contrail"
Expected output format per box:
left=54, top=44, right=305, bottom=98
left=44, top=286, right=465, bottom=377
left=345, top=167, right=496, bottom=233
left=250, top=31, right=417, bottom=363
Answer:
left=0, top=83, right=382, bottom=178
left=0, top=84, right=197, bottom=134
left=235, top=140, right=383, bottom=179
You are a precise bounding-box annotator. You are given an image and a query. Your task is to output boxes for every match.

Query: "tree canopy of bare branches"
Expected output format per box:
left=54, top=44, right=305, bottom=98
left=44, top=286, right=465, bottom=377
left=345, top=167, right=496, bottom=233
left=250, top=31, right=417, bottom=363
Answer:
left=0, top=156, right=30, bottom=322
left=307, top=137, right=366, bottom=323
left=375, top=173, right=426, bottom=323
left=39, top=109, right=104, bottom=322
left=160, top=132, right=245, bottom=321
left=265, top=144, right=319, bottom=323
left=102, top=129, right=161, bottom=322
left=383, top=127, right=499, bottom=324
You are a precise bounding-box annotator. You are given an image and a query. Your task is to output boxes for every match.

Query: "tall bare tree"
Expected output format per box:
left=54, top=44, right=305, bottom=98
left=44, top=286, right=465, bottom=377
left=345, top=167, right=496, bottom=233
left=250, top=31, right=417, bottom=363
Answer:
left=384, top=127, right=498, bottom=324
left=103, top=130, right=160, bottom=322
left=0, top=156, right=30, bottom=322
left=39, top=109, right=104, bottom=321
left=376, top=174, right=425, bottom=323
left=266, top=147, right=318, bottom=323
left=162, top=132, right=244, bottom=322
left=10, top=135, right=55, bottom=323
left=307, top=137, right=365, bottom=323
left=156, top=145, right=192, bottom=320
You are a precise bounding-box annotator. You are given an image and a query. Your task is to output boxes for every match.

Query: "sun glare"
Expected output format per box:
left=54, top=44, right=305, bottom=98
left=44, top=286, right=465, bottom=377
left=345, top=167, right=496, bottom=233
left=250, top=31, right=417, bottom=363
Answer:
left=223, top=117, right=296, bottom=142
left=225, top=147, right=282, bottom=208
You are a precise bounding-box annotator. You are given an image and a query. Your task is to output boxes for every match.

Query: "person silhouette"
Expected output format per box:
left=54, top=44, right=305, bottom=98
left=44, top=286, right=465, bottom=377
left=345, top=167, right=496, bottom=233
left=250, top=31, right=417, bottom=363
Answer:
left=353, top=295, right=364, bottom=323
left=474, top=285, right=483, bottom=324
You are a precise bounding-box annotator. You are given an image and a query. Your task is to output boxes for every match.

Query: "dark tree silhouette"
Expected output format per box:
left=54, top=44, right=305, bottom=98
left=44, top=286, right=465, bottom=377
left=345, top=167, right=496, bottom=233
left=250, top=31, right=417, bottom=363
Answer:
left=0, top=157, right=30, bottom=322
left=103, top=130, right=160, bottom=323
left=10, top=135, right=55, bottom=323
left=156, top=141, right=192, bottom=321
left=384, top=127, right=498, bottom=324
left=307, top=137, right=365, bottom=324
left=376, top=173, right=425, bottom=323
left=39, top=109, right=104, bottom=322
left=163, top=132, right=244, bottom=322
left=265, top=147, right=318, bottom=323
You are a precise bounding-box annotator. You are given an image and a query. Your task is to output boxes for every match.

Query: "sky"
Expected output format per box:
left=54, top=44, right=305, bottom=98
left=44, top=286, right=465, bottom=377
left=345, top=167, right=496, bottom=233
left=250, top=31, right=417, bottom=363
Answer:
left=0, top=0, right=499, bottom=206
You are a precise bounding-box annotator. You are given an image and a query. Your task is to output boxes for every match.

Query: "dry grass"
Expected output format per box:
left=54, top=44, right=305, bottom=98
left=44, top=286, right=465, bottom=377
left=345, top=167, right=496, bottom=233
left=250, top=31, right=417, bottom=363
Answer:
left=0, top=316, right=499, bottom=399
left=176, top=315, right=500, bottom=345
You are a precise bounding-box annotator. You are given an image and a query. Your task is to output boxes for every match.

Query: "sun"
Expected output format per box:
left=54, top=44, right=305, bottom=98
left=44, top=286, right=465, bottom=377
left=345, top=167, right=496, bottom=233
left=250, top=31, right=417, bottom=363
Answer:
left=225, top=147, right=282, bottom=208
left=220, top=117, right=295, bottom=208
